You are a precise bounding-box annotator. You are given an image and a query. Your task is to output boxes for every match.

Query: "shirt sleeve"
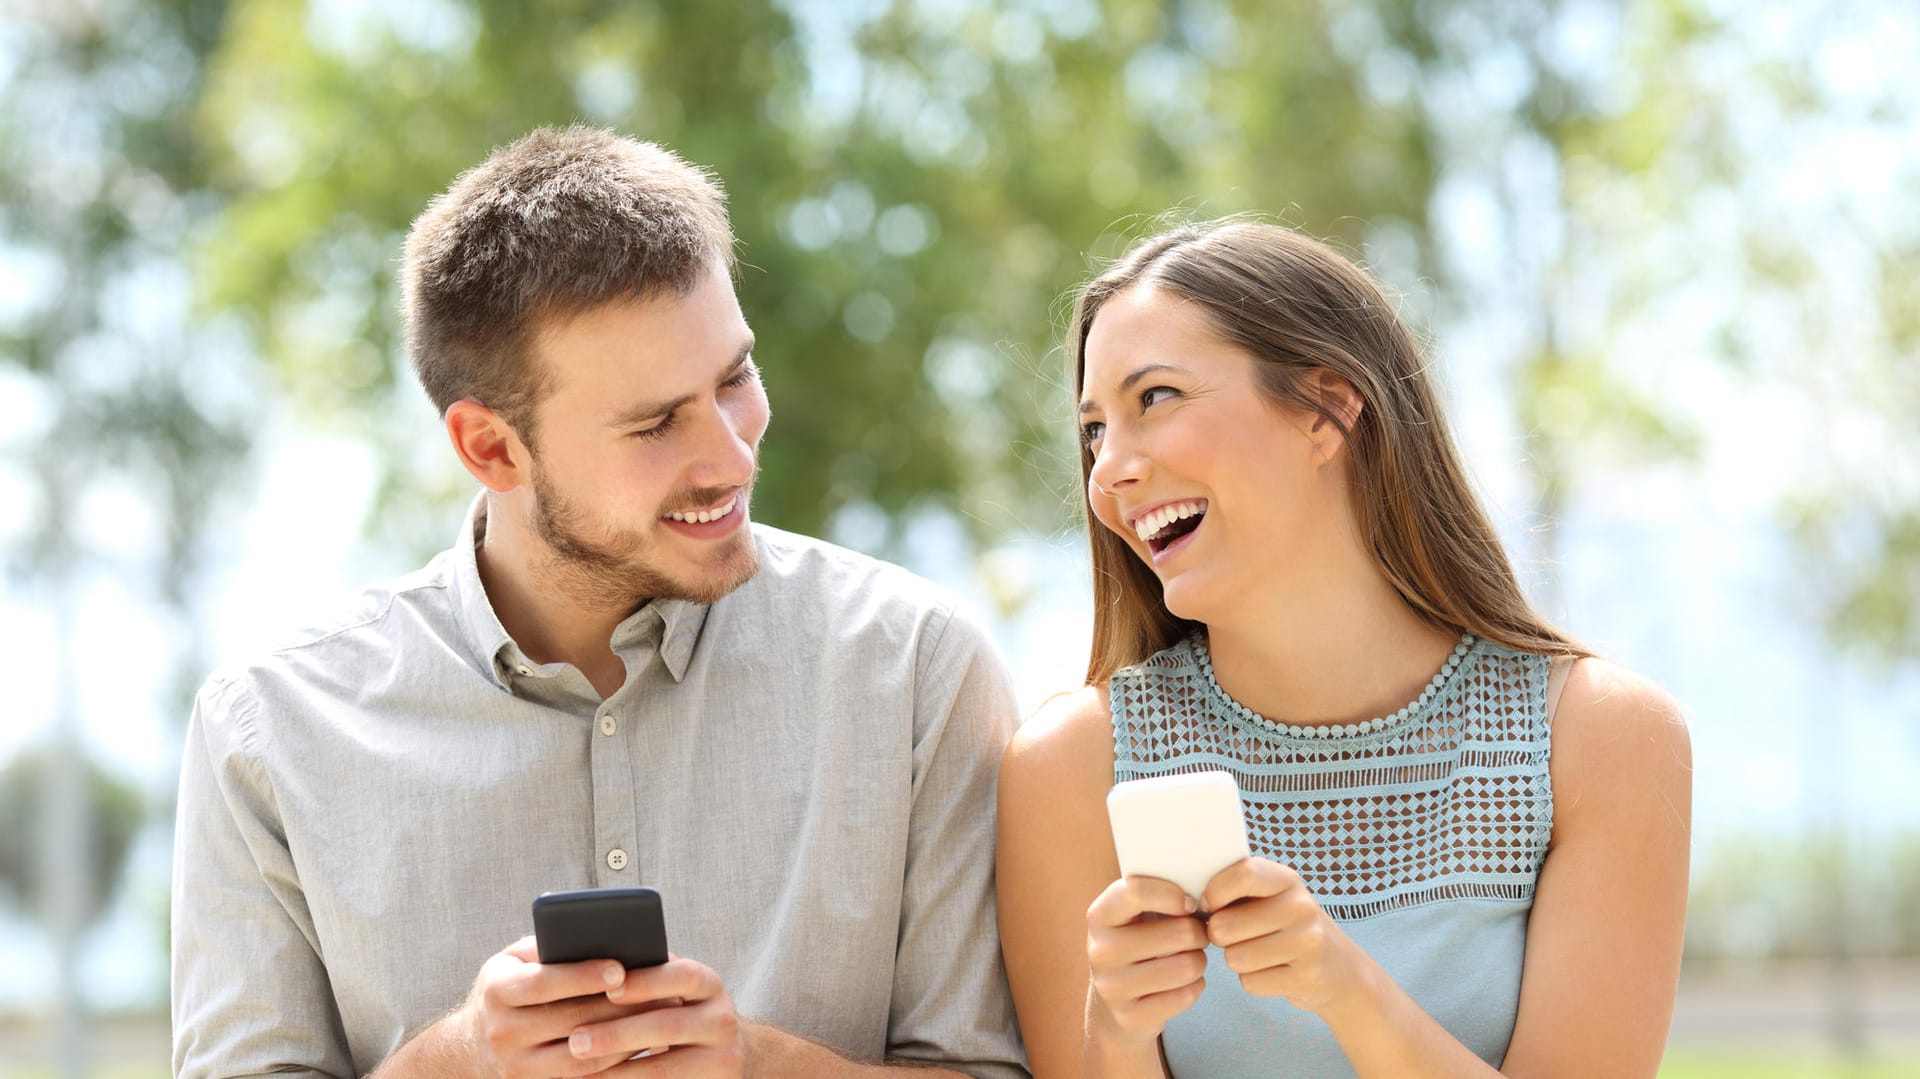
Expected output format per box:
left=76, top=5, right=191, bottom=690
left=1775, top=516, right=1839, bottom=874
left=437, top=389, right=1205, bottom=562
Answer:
left=886, top=603, right=1031, bottom=1079
left=172, top=674, right=355, bottom=1079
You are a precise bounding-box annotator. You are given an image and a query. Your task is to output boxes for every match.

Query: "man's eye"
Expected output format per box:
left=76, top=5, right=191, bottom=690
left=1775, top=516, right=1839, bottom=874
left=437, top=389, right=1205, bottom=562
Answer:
left=632, top=415, right=676, bottom=441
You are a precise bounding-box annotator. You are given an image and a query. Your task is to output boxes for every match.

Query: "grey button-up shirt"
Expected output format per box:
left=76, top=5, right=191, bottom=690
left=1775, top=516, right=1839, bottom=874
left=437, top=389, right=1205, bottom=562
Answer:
left=172, top=500, right=1028, bottom=1079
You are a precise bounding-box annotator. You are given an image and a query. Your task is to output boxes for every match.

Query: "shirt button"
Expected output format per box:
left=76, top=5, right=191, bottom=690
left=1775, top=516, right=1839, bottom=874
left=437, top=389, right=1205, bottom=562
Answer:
left=516, top=665, right=532, bottom=676
left=606, top=848, right=629, bottom=871
left=599, top=715, right=617, bottom=736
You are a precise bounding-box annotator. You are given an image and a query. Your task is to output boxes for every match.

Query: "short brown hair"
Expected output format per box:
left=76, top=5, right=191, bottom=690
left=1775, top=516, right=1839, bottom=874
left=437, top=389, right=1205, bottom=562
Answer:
left=402, top=125, right=734, bottom=441
left=1068, top=221, right=1585, bottom=684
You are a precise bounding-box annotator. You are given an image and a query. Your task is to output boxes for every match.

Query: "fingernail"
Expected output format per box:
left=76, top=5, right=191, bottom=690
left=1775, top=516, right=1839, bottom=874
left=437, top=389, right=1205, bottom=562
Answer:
left=603, top=963, right=623, bottom=986
left=1184, top=896, right=1197, bottom=914
left=570, top=1030, right=591, bottom=1056
left=607, top=981, right=625, bottom=1001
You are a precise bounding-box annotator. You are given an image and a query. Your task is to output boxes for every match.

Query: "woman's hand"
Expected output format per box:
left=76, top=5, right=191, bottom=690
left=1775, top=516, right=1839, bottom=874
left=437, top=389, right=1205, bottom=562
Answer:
left=1201, top=858, right=1373, bottom=1018
left=1084, top=875, right=1211, bottom=1046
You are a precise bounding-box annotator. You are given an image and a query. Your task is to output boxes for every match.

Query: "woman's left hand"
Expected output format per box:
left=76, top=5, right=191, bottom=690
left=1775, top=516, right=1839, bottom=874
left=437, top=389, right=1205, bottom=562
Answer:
left=1201, top=857, right=1373, bottom=1017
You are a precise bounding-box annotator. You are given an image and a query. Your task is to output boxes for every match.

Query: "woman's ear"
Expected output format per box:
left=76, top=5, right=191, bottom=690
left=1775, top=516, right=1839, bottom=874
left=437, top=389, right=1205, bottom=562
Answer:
left=1304, top=369, right=1366, bottom=465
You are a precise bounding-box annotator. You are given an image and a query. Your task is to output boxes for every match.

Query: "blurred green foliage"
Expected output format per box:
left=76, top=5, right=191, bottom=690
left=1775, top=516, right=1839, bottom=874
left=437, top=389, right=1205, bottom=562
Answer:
left=2, top=0, right=1916, bottom=953
left=0, top=747, right=145, bottom=925
left=1686, top=830, right=1920, bottom=961
left=187, top=0, right=1450, bottom=559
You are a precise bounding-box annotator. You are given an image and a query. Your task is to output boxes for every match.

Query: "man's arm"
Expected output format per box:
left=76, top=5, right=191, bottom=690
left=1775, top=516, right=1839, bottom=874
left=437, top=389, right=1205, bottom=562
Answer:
left=886, top=603, right=1031, bottom=1079
left=742, top=1024, right=969, bottom=1077
left=172, top=676, right=355, bottom=1079
left=175, top=679, right=647, bottom=1079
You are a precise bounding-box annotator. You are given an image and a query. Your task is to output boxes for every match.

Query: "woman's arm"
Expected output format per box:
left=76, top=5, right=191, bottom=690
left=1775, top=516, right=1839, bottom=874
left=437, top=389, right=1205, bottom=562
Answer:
left=1198, top=657, right=1691, bottom=1078
left=996, top=687, right=1205, bottom=1079
left=1496, top=658, right=1693, bottom=1077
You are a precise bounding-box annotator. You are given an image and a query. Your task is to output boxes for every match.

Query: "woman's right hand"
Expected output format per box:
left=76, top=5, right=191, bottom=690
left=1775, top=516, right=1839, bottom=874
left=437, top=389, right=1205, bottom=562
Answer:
left=1084, top=875, right=1211, bottom=1047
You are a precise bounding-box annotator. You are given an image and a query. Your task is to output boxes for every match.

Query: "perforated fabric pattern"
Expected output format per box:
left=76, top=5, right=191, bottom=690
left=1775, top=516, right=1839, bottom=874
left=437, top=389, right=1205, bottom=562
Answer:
left=1110, top=633, right=1552, bottom=921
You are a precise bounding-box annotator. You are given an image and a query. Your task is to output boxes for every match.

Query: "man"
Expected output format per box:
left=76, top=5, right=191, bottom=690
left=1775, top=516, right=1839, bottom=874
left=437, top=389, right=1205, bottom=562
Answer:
left=172, top=126, right=1028, bottom=1079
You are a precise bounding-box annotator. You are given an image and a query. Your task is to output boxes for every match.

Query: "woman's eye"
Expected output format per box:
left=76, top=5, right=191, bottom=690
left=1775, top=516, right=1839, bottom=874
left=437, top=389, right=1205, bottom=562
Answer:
left=1079, top=421, right=1105, bottom=448
left=1141, top=385, right=1178, bottom=408
left=723, top=361, right=759, bottom=389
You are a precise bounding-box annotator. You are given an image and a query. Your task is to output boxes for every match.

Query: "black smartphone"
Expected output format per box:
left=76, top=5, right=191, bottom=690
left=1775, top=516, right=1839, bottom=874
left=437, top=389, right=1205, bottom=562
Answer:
left=532, top=887, right=670, bottom=970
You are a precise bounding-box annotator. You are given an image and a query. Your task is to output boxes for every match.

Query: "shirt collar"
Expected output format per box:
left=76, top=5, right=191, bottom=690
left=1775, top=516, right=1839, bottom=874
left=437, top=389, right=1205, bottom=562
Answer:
left=449, top=493, right=710, bottom=690
left=610, top=596, right=708, bottom=683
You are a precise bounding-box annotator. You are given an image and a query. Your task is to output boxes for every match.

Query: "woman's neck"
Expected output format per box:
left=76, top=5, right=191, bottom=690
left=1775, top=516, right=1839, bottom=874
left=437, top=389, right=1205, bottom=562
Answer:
left=1201, top=553, right=1461, bottom=728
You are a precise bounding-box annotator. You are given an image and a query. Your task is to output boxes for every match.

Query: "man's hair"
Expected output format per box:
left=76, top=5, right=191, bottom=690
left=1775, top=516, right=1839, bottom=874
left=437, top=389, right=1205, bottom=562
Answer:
left=401, top=125, right=734, bottom=443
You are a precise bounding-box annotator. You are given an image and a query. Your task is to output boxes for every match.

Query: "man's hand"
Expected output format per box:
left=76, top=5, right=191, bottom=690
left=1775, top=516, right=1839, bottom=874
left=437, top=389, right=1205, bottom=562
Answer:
left=451, top=936, right=665, bottom=1078
left=563, top=956, right=746, bottom=1076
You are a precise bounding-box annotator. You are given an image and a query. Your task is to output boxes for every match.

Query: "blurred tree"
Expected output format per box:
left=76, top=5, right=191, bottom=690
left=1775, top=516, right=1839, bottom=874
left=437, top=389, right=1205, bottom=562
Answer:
left=0, top=747, right=145, bottom=926
left=1, top=0, right=242, bottom=1070
left=1532, top=0, right=1920, bottom=666
left=190, top=0, right=1444, bottom=570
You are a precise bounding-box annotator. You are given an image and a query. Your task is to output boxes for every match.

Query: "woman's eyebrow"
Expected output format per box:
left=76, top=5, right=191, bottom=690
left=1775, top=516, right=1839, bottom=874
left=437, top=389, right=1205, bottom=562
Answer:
left=1079, top=363, right=1182, bottom=413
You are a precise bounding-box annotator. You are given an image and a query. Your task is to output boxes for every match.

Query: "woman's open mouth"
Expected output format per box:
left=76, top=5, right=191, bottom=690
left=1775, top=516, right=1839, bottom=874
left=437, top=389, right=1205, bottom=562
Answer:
left=1133, top=499, right=1207, bottom=562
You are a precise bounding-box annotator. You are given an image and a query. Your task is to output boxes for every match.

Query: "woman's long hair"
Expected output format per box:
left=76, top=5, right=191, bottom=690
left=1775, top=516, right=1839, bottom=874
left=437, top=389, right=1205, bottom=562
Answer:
left=1071, top=221, right=1585, bottom=685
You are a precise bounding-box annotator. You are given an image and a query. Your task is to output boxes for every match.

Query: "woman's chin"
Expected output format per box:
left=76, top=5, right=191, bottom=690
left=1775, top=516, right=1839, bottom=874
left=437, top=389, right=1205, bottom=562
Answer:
left=1159, top=578, right=1213, bottom=624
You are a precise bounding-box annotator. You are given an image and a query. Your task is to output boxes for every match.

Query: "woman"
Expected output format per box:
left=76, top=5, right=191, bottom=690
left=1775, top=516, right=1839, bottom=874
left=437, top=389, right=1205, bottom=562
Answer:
left=997, top=221, right=1691, bottom=1079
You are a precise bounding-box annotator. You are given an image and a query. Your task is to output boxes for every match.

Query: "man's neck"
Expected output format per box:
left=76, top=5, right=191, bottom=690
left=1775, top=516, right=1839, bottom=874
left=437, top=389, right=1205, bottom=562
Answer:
left=474, top=498, right=633, bottom=699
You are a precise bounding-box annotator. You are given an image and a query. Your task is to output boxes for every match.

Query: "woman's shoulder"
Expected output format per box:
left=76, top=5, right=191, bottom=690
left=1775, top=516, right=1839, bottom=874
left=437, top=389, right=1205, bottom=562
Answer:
left=1004, top=684, right=1116, bottom=777
left=1552, top=656, right=1688, bottom=745
left=1549, top=656, right=1692, bottom=829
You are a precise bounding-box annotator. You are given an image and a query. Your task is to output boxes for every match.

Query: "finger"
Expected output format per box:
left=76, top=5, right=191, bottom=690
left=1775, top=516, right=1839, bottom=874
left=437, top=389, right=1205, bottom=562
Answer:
left=493, top=954, right=628, bottom=1009
left=608, top=957, right=722, bottom=1006
left=1200, top=857, right=1296, bottom=914
left=1088, top=914, right=1209, bottom=969
left=520, top=1036, right=637, bottom=1078
left=1115, top=976, right=1207, bottom=1032
left=1220, top=927, right=1300, bottom=976
left=570, top=992, right=738, bottom=1059
left=1207, top=889, right=1319, bottom=949
left=494, top=992, right=660, bottom=1051
left=1093, top=949, right=1209, bottom=1004
left=590, top=1044, right=743, bottom=1077
left=1088, top=875, right=1198, bottom=927
left=504, top=935, right=540, bottom=962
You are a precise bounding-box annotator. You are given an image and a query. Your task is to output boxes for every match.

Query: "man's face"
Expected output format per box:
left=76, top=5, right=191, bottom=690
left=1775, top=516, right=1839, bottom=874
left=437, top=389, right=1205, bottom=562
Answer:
left=517, top=260, right=770, bottom=610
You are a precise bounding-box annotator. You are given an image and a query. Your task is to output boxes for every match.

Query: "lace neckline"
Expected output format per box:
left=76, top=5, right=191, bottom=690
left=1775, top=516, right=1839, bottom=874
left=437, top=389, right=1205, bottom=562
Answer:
left=1190, top=631, right=1480, bottom=743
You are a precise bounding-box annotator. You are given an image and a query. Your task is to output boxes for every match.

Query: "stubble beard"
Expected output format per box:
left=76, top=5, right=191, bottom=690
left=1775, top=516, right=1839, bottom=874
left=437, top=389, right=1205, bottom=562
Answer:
left=528, top=459, right=760, bottom=612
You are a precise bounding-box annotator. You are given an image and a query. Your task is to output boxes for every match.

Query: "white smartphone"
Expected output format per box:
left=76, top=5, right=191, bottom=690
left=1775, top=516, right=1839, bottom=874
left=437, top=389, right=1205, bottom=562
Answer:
left=1106, top=770, right=1252, bottom=902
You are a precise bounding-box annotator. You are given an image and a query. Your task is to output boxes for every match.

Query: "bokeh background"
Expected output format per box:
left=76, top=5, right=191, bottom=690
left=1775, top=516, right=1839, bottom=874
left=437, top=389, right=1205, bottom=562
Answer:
left=2, top=0, right=1918, bottom=1076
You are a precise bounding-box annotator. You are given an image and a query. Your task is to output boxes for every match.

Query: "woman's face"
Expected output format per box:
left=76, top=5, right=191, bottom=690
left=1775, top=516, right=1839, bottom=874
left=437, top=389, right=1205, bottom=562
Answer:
left=1078, top=285, right=1333, bottom=623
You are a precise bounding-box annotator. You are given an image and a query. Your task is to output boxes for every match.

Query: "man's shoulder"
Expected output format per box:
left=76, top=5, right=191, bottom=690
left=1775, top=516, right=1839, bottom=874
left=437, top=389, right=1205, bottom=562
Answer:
left=747, top=524, right=961, bottom=618
left=201, top=552, right=460, bottom=696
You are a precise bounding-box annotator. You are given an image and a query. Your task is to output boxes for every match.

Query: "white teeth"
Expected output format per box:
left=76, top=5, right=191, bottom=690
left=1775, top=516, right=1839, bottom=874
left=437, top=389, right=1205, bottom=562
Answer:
left=1133, top=500, right=1205, bottom=542
left=665, top=494, right=737, bottom=524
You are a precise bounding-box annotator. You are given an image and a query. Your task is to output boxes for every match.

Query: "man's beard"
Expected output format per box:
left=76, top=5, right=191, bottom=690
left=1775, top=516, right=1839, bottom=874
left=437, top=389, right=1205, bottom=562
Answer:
left=528, top=459, right=760, bottom=612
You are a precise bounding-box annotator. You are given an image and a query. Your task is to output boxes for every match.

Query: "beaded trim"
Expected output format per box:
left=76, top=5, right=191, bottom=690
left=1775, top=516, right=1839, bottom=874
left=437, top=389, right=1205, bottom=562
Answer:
left=1192, top=632, right=1479, bottom=742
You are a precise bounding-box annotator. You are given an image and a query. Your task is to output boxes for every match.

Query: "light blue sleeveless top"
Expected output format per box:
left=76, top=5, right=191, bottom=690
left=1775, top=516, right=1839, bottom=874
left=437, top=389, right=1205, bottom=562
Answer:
left=1109, top=632, right=1553, bottom=1078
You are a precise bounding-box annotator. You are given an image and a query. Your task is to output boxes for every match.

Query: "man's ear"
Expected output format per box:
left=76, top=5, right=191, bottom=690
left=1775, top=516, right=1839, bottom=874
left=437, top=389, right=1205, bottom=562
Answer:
left=445, top=399, right=531, bottom=492
left=1304, top=369, right=1366, bottom=466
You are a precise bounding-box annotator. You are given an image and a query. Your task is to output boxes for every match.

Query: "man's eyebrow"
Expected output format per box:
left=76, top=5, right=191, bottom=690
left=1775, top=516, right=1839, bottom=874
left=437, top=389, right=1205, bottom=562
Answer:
left=1077, top=363, right=1181, bottom=414
left=605, top=338, right=756, bottom=429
